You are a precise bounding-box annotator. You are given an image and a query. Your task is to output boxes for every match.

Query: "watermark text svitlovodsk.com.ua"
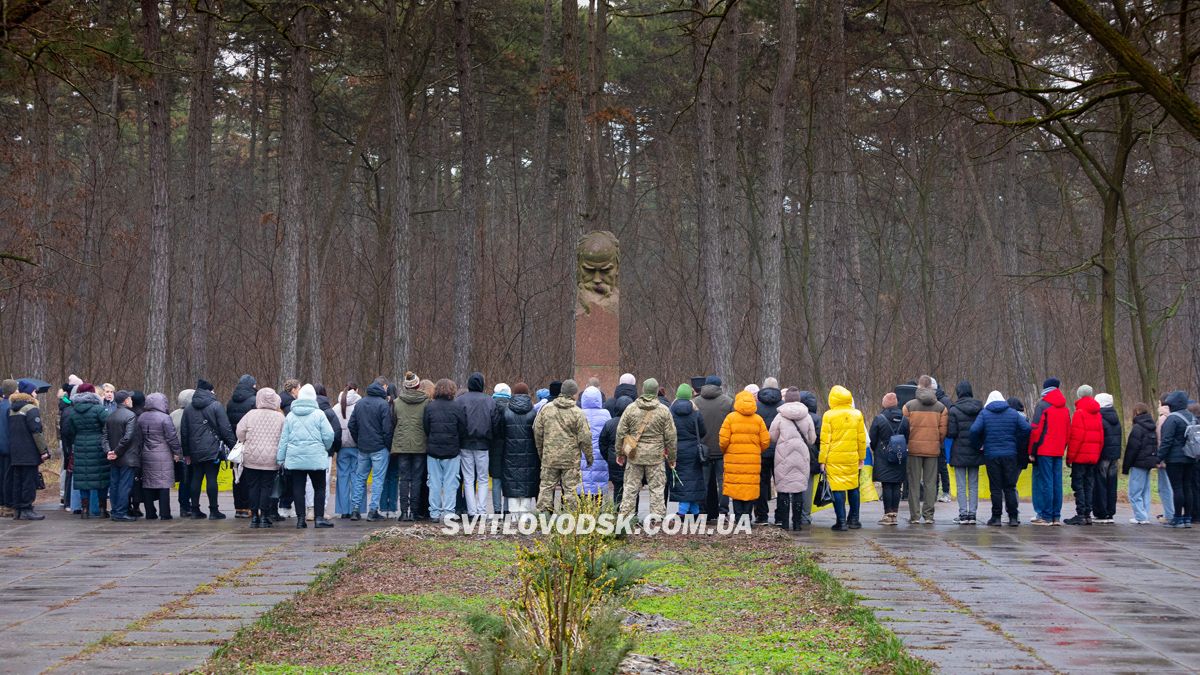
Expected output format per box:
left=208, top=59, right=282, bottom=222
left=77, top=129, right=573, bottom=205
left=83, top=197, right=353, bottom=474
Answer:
left=440, top=513, right=755, bottom=536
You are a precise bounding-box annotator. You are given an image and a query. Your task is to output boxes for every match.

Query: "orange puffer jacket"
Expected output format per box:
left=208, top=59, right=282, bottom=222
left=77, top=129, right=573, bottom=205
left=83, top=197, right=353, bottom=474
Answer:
left=719, top=391, right=770, bottom=502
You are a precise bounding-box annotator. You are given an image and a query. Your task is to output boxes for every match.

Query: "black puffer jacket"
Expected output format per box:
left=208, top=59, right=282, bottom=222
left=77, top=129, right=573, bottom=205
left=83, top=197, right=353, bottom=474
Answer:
left=669, top=399, right=707, bottom=502
left=756, top=388, right=783, bottom=460
left=868, top=407, right=909, bottom=484
left=489, top=398, right=509, bottom=479
left=318, top=395, right=342, bottom=456
left=499, top=394, right=538, bottom=498
left=423, top=397, right=467, bottom=459
left=799, top=391, right=822, bottom=475
left=1122, top=412, right=1159, bottom=473
left=348, top=382, right=394, bottom=453
left=64, top=392, right=110, bottom=490
left=8, top=394, right=47, bottom=466
left=599, top=396, right=632, bottom=487
left=180, top=388, right=236, bottom=463
left=604, top=383, right=638, bottom=418
left=226, top=375, right=258, bottom=429
left=947, top=382, right=984, bottom=467
left=457, top=372, right=495, bottom=452
left=1099, top=405, right=1122, bottom=461
left=105, top=405, right=140, bottom=468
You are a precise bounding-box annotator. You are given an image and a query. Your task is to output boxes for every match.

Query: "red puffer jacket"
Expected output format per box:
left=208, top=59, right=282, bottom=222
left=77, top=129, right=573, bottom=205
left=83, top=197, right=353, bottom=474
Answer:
left=1029, top=388, right=1070, bottom=458
left=1066, top=396, right=1103, bottom=465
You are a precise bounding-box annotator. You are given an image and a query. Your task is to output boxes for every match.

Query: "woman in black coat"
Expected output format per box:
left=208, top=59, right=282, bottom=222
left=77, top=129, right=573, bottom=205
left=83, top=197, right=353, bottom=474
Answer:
left=422, top=379, right=467, bottom=520
left=8, top=386, right=50, bottom=519
left=668, top=389, right=707, bottom=514
left=498, top=384, right=538, bottom=513
left=599, top=396, right=632, bottom=511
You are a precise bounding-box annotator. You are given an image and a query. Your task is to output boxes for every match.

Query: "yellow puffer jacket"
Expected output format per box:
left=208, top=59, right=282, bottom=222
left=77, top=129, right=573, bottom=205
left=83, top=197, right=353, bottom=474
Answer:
left=719, top=391, right=771, bottom=502
left=819, top=386, right=867, bottom=492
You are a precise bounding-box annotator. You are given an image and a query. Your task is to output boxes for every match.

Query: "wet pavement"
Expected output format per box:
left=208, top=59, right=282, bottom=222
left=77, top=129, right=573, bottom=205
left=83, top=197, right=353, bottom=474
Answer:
left=809, top=498, right=1200, bottom=673
left=0, top=493, right=381, bottom=674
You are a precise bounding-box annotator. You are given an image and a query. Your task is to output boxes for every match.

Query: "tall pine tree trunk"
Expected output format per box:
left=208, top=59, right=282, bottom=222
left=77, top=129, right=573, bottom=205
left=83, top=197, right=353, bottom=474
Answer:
left=279, top=7, right=312, bottom=381
left=140, top=0, right=171, bottom=392
left=759, top=0, right=796, bottom=378
left=452, top=0, right=483, bottom=383
left=386, top=0, right=413, bottom=380
left=186, top=0, right=218, bottom=378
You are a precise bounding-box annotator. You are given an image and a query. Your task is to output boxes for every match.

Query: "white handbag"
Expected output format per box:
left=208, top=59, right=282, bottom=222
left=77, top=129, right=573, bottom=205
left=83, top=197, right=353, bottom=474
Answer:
left=227, top=441, right=245, bottom=465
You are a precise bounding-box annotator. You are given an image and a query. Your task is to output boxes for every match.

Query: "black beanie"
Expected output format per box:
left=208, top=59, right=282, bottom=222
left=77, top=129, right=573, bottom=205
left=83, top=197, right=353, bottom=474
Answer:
left=196, top=378, right=215, bottom=392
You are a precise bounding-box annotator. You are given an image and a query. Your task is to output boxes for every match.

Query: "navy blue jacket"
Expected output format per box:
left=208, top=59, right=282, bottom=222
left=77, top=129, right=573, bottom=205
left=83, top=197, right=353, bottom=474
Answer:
left=669, top=399, right=707, bottom=502
left=756, top=388, right=783, bottom=460
left=969, top=400, right=1031, bottom=459
left=1158, top=391, right=1193, bottom=464
left=348, top=382, right=394, bottom=453
left=423, top=397, right=467, bottom=460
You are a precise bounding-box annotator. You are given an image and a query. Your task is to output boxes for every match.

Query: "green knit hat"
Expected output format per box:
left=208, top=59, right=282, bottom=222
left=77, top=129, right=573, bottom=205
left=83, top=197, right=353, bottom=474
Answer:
left=676, top=383, right=693, bottom=401
left=642, top=378, right=659, bottom=397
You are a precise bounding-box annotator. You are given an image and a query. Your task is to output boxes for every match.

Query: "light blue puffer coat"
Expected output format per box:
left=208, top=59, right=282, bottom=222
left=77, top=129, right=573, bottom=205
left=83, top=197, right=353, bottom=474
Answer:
left=277, top=389, right=335, bottom=471
left=579, top=386, right=611, bottom=494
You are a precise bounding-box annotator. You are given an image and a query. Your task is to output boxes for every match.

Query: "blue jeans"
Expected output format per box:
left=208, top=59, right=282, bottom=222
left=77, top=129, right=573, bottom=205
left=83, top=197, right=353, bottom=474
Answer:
left=832, top=488, right=860, bottom=524
left=335, top=447, right=360, bottom=515
left=381, top=454, right=400, bottom=512
left=108, top=466, right=135, bottom=518
left=427, top=456, right=462, bottom=520
left=1158, top=468, right=1175, bottom=521
left=677, top=501, right=700, bottom=515
left=1128, top=467, right=1151, bottom=522
left=80, top=488, right=103, bottom=515
left=492, top=478, right=504, bottom=513
left=353, top=449, right=389, bottom=512
left=1033, top=456, right=1063, bottom=520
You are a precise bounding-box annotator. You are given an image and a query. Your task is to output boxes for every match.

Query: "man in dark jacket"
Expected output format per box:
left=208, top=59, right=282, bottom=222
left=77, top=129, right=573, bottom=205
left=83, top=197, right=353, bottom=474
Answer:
left=348, top=378, right=395, bottom=521
left=798, top=391, right=822, bottom=525
left=457, top=372, right=496, bottom=516
left=868, top=393, right=908, bottom=525
left=970, top=391, right=1031, bottom=526
left=180, top=379, right=236, bottom=519
left=1092, top=393, right=1122, bottom=523
left=226, top=374, right=258, bottom=519
left=947, top=381, right=984, bottom=524
left=1158, top=390, right=1195, bottom=528
left=695, top=376, right=733, bottom=519
left=604, top=373, right=639, bottom=418
left=105, top=391, right=140, bottom=521
left=8, top=380, right=51, bottom=520
left=755, top=378, right=783, bottom=524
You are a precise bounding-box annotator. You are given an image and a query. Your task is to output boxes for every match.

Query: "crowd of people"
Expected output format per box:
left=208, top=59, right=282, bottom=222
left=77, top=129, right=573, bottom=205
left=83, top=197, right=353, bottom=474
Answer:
left=0, top=371, right=1196, bottom=531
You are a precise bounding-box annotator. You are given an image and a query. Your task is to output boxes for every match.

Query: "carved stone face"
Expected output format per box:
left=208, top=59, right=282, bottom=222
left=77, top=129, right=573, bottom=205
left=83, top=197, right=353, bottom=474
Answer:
left=577, top=231, right=619, bottom=299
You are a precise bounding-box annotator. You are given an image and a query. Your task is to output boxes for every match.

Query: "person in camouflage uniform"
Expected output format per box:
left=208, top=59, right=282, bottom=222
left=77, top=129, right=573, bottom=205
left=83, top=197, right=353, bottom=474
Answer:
left=617, top=379, right=678, bottom=519
left=533, top=379, right=593, bottom=513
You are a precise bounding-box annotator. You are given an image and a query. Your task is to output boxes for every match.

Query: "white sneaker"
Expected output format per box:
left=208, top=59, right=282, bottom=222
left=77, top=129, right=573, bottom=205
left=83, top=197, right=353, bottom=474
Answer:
left=1129, top=517, right=1141, bottom=524
left=306, top=508, right=315, bottom=522
left=278, top=507, right=294, bottom=518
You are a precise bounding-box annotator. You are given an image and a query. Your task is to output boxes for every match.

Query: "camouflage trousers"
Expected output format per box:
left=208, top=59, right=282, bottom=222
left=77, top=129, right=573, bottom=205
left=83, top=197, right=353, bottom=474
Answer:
left=536, top=465, right=582, bottom=513
left=619, top=462, right=666, bottom=518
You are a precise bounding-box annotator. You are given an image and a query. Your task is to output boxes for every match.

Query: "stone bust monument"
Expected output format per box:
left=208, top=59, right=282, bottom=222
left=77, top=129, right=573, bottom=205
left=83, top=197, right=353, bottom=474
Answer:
left=577, top=230, right=619, bottom=314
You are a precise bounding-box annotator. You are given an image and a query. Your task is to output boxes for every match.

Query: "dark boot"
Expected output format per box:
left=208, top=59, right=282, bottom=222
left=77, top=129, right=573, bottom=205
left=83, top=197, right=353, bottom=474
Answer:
left=260, top=517, right=273, bottom=528
left=251, top=516, right=261, bottom=529
left=315, top=518, right=334, bottom=528
left=209, top=510, right=227, bottom=520
left=776, top=496, right=791, bottom=530
left=366, top=509, right=384, bottom=522
left=19, top=509, right=45, bottom=521
left=847, top=517, right=862, bottom=530
left=296, top=518, right=307, bottom=529
left=831, top=521, right=847, bottom=532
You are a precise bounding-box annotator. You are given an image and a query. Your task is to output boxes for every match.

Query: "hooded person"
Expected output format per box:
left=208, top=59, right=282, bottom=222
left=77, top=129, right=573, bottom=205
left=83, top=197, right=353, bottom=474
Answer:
left=797, top=390, right=822, bottom=525
left=970, top=391, right=1031, bottom=526
left=754, top=378, right=784, bottom=524
left=902, top=376, right=948, bottom=524
left=1091, top=393, right=1122, bottom=523
left=332, top=384, right=362, bottom=518
left=719, top=390, right=770, bottom=521
left=137, top=392, right=181, bottom=520
left=868, top=392, right=909, bottom=525
left=579, top=386, right=612, bottom=496
left=533, top=379, right=593, bottom=513
left=1064, top=385, right=1103, bottom=525
left=1122, top=402, right=1159, bottom=524
left=820, top=386, right=868, bottom=531
left=694, top=375, right=734, bottom=519
left=236, top=387, right=284, bottom=527
left=497, top=383, right=539, bottom=514
left=668, top=384, right=707, bottom=516
left=62, top=383, right=111, bottom=518
left=487, top=383, right=512, bottom=515
left=1029, top=377, right=1070, bottom=525
left=390, top=373, right=427, bottom=521
left=599, top=395, right=634, bottom=511
left=180, top=379, right=236, bottom=520
left=226, top=374, right=259, bottom=519
left=277, top=384, right=336, bottom=528
left=347, top=377, right=395, bottom=521
left=614, top=378, right=677, bottom=520
left=769, top=388, right=817, bottom=530
left=1158, top=390, right=1195, bottom=528
left=7, top=382, right=50, bottom=520
left=170, top=389, right=195, bottom=515
left=947, top=381, right=984, bottom=524
left=605, top=373, right=638, bottom=418
left=456, top=371, right=496, bottom=516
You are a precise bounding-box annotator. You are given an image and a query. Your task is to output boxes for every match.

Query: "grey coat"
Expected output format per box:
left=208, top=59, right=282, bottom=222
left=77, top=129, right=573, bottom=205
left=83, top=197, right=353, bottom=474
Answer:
left=138, top=393, right=183, bottom=489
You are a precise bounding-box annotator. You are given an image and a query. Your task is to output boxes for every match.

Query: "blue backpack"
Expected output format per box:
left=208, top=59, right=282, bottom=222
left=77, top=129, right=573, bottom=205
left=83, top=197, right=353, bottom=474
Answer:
left=881, top=415, right=908, bottom=464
